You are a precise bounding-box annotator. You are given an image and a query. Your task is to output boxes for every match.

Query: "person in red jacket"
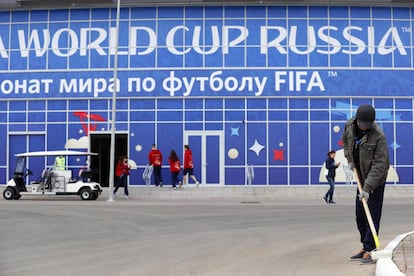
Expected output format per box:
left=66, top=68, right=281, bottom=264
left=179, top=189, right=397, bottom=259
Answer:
left=114, top=156, right=130, bottom=199
left=168, top=150, right=182, bottom=190
left=148, top=144, right=163, bottom=187
left=183, top=144, right=200, bottom=187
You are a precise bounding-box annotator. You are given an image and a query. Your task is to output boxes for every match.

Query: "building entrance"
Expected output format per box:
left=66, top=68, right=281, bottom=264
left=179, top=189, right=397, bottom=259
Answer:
left=90, top=133, right=128, bottom=187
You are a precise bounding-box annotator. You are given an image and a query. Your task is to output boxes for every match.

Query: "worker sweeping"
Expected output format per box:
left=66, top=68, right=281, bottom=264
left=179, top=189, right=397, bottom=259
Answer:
left=342, top=104, right=390, bottom=265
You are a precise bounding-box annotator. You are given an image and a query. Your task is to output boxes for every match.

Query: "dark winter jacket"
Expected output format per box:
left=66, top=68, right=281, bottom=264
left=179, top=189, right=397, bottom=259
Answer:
left=325, top=157, right=337, bottom=178
left=342, top=118, right=389, bottom=193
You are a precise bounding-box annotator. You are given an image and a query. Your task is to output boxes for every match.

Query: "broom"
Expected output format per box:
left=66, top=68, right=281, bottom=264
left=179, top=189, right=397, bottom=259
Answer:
left=353, top=168, right=380, bottom=249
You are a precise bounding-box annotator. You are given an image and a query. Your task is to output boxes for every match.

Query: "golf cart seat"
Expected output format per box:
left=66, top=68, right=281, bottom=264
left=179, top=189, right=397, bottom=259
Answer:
left=69, top=168, right=92, bottom=183
left=31, top=168, right=49, bottom=185
left=69, top=169, right=81, bottom=183
left=79, top=169, right=92, bottom=182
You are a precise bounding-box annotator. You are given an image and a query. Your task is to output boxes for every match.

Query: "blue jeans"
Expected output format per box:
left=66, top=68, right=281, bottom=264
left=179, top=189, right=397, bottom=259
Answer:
left=171, top=172, right=181, bottom=187
left=114, top=175, right=128, bottom=196
left=325, top=176, right=335, bottom=202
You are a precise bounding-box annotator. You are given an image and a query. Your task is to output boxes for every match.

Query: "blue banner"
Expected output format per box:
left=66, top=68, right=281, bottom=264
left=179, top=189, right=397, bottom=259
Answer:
left=0, top=6, right=413, bottom=98
left=1, top=69, right=414, bottom=98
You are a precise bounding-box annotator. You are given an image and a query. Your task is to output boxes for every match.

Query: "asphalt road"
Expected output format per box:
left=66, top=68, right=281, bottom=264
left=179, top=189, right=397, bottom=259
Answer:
left=0, top=197, right=413, bottom=276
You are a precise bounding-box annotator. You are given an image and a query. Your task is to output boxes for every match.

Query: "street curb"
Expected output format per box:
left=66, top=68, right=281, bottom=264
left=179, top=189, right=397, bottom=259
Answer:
left=375, top=231, right=414, bottom=276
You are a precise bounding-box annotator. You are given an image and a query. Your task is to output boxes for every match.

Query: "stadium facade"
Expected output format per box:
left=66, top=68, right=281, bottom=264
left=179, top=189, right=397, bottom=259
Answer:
left=0, top=4, right=413, bottom=187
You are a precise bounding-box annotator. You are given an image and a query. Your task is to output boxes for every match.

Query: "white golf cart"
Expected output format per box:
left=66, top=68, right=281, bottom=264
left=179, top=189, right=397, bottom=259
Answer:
left=3, top=150, right=102, bottom=200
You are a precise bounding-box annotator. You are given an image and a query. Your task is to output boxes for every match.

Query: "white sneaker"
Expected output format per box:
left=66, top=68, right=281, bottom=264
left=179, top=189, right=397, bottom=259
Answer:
left=196, top=181, right=200, bottom=188
left=178, top=181, right=183, bottom=189
left=124, top=195, right=129, bottom=199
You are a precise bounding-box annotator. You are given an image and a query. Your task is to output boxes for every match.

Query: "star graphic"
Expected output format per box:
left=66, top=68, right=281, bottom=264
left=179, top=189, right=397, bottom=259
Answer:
left=390, top=141, right=401, bottom=150
left=249, top=139, right=265, bottom=157
left=273, top=149, right=284, bottom=161
left=231, top=127, right=239, bottom=136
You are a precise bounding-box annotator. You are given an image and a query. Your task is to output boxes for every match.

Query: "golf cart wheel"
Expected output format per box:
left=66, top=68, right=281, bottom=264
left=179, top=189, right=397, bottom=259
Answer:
left=3, top=188, right=16, bottom=200
left=91, top=191, right=99, bottom=200
left=80, top=188, right=92, bottom=200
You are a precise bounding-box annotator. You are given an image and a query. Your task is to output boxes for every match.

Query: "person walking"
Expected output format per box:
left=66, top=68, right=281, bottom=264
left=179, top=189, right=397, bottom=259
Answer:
left=168, top=150, right=182, bottom=190
left=182, top=144, right=200, bottom=188
left=342, top=104, right=390, bottom=265
left=323, top=150, right=340, bottom=205
left=113, top=156, right=130, bottom=199
left=148, top=144, right=163, bottom=187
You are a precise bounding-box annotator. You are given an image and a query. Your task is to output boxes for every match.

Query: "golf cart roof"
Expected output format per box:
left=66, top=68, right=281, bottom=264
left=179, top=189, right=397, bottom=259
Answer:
left=15, top=150, right=98, bottom=157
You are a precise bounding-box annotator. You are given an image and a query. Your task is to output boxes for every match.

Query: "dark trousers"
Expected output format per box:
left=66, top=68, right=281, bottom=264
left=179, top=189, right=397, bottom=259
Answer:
left=171, top=172, right=181, bottom=187
left=355, top=184, right=385, bottom=252
left=114, top=175, right=128, bottom=196
left=325, top=176, right=335, bottom=202
left=153, top=166, right=163, bottom=186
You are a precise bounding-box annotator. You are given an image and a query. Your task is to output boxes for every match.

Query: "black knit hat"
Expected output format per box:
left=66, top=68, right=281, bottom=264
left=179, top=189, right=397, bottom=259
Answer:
left=356, top=104, right=375, bottom=129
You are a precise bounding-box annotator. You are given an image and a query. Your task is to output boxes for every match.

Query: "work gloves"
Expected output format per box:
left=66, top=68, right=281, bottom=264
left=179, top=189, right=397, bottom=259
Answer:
left=358, top=190, right=370, bottom=201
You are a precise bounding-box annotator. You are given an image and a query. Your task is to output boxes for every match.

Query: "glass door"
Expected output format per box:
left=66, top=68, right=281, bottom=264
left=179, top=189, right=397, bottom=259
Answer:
left=184, top=131, right=224, bottom=186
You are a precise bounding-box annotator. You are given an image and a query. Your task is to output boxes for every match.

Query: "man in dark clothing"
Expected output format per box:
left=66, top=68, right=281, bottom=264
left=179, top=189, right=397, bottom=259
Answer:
left=342, top=104, right=390, bottom=265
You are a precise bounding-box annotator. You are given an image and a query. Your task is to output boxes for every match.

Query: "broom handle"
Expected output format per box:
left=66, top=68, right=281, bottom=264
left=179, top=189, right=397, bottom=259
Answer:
left=353, top=168, right=380, bottom=249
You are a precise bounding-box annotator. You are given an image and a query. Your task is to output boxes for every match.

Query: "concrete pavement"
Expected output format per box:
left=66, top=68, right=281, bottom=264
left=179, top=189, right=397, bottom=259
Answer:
left=0, top=186, right=414, bottom=276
